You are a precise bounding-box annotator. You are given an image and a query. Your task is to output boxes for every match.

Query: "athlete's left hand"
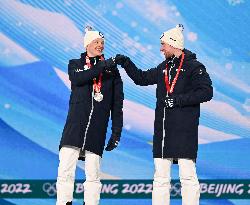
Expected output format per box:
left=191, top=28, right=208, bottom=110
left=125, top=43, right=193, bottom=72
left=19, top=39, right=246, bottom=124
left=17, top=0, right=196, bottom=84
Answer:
left=105, top=134, right=120, bottom=151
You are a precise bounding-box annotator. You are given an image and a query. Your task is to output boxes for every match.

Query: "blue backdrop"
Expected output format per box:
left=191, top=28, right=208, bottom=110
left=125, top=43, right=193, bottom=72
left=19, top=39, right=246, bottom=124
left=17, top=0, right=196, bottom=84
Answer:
left=0, top=0, right=249, bottom=204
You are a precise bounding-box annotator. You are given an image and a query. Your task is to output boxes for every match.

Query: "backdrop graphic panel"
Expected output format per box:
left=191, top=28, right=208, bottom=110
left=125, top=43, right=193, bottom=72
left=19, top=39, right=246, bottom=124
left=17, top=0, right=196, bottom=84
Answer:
left=0, top=0, right=249, bottom=204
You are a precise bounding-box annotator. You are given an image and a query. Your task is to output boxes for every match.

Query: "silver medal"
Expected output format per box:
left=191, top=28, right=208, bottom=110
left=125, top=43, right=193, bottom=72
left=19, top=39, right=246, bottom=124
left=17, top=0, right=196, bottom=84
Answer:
left=94, top=92, right=103, bottom=102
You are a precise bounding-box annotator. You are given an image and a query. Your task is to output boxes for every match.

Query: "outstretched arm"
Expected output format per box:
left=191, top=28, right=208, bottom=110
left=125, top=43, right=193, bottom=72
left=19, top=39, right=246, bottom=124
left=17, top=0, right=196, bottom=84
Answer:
left=116, top=54, right=159, bottom=86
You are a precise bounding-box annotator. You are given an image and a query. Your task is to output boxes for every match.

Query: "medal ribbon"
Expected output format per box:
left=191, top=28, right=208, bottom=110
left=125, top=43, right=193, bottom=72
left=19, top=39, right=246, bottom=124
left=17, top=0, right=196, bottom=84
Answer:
left=86, top=55, right=104, bottom=93
left=164, top=52, right=185, bottom=94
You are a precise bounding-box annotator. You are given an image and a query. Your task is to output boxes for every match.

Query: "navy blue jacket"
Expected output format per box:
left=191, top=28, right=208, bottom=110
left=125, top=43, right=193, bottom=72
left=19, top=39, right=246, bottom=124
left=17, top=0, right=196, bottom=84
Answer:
left=60, top=53, right=123, bottom=156
left=122, top=49, right=213, bottom=159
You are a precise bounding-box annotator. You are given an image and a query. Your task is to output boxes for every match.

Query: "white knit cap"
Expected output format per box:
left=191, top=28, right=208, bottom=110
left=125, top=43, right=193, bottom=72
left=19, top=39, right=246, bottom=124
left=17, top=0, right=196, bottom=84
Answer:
left=83, top=26, right=105, bottom=48
left=160, top=24, right=184, bottom=50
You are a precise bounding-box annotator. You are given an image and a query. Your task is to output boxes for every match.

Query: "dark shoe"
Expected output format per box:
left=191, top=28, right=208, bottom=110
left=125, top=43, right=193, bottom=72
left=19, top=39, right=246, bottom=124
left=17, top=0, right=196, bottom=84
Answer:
left=66, top=202, right=72, bottom=205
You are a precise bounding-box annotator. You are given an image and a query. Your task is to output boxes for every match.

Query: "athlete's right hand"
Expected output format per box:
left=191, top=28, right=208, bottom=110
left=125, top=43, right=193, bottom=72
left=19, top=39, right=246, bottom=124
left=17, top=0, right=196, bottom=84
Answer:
left=115, top=54, right=129, bottom=67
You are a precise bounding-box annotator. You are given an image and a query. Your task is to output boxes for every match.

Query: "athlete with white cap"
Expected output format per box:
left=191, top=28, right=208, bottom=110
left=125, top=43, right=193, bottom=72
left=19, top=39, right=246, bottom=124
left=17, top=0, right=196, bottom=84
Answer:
left=116, top=24, right=213, bottom=205
left=56, top=26, right=123, bottom=205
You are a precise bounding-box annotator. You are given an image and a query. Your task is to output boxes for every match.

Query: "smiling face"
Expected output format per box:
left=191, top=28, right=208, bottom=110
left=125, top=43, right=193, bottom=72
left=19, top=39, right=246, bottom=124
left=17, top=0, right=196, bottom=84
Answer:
left=160, top=40, right=175, bottom=59
left=86, top=38, right=104, bottom=57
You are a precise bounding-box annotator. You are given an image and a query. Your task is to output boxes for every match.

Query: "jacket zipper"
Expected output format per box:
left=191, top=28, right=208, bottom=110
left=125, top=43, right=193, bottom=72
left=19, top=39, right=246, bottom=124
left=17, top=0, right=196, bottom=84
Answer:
left=161, top=58, right=175, bottom=158
left=161, top=105, right=166, bottom=159
left=81, top=59, right=97, bottom=151
left=81, top=89, right=95, bottom=151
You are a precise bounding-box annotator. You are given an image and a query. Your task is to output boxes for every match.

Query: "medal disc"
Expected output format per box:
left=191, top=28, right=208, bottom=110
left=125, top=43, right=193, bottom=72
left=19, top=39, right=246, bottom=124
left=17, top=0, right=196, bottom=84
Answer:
left=84, top=65, right=89, bottom=70
left=94, top=92, right=103, bottom=102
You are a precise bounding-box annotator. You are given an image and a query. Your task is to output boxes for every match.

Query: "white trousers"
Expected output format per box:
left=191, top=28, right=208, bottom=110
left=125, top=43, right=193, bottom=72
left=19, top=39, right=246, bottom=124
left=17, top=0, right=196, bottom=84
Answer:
left=152, top=158, right=200, bottom=205
left=56, top=147, right=101, bottom=205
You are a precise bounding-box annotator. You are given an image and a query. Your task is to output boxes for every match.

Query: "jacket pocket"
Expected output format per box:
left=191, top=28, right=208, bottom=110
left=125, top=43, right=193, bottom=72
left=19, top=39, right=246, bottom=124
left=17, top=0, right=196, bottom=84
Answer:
left=69, top=92, right=89, bottom=104
left=66, top=102, right=90, bottom=123
left=69, top=98, right=86, bottom=104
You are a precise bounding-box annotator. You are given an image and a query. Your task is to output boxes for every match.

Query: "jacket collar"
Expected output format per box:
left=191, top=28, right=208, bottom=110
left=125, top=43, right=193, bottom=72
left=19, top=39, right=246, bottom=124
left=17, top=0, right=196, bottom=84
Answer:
left=80, top=52, right=105, bottom=65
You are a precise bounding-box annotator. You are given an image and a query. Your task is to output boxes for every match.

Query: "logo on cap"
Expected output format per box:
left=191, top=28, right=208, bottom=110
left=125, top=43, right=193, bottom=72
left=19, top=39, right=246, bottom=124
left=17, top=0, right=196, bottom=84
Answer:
left=99, top=32, right=104, bottom=38
left=160, top=33, right=164, bottom=39
left=170, top=37, right=177, bottom=41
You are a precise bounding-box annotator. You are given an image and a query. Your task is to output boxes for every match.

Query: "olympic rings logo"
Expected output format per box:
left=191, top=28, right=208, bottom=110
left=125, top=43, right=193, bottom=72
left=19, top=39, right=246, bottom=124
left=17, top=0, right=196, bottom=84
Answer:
left=170, top=182, right=181, bottom=197
left=42, top=182, right=57, bottom=197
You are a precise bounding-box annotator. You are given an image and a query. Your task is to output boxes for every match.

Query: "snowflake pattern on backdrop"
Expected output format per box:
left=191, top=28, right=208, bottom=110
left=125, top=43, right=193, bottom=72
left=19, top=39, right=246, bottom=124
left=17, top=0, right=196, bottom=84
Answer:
left=227, top=0, right=244, bottom=6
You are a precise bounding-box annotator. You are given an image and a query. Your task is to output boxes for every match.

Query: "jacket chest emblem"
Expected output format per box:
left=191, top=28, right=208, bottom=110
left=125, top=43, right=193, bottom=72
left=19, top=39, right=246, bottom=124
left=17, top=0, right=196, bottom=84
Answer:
left=176, top=68, right=185, bottom=72
left=75, top=68, right=84, bottom=72
left=162, top=68, right=186, bottom=73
